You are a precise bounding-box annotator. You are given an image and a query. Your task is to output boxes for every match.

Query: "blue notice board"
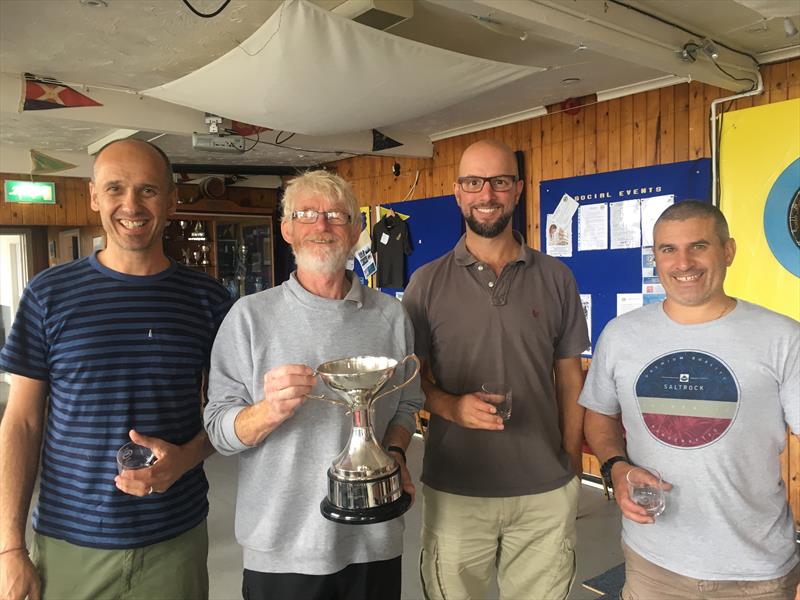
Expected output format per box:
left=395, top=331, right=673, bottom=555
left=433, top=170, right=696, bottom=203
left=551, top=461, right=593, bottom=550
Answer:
left=539, top=159, right=711, bottom=354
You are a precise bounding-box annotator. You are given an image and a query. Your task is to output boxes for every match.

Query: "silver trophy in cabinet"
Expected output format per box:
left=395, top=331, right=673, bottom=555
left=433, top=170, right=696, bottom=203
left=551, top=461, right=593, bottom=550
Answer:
left=309, top=355, right=419, bottom=524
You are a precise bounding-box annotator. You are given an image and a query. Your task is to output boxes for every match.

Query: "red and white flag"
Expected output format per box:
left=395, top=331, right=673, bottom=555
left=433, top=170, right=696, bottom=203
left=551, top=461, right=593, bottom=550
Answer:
left=21, top=73, right=102, bottom=111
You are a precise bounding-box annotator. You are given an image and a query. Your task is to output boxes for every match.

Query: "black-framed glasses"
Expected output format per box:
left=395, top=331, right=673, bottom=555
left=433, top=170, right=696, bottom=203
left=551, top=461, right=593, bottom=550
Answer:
left=291, top=210, right=352, bottom=225
left=457, top=175, right=518, bottom=193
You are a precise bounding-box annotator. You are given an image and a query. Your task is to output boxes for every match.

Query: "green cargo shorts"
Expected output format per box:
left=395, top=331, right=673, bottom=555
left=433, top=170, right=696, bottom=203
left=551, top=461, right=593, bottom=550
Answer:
left=31, top=520, right=209, bottom=600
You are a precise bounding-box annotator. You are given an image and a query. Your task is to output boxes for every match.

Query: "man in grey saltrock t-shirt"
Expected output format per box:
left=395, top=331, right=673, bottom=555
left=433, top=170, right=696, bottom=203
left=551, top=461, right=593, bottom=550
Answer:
left=581, top=201, right=800, bottom=598
left=205, top=171, right=423, bottom=600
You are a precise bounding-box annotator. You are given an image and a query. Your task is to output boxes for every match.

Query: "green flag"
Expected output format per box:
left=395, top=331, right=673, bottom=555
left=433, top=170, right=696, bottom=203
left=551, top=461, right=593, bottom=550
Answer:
left=30, top=149, right=77, bottom=174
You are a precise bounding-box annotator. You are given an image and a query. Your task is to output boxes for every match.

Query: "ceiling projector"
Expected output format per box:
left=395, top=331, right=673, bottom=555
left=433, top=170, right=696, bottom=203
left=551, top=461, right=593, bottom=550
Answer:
left=192, top=133, right=245, bottom=153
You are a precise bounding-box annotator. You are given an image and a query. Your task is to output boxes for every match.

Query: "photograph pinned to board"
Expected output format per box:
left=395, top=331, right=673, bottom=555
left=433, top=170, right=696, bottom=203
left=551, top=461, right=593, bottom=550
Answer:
left=546, top=213, right=572, bottom=257
left=578, top=203, right=608, bottom=251
left=610, top=199, right=641, bottom=250
left=552, top=193, right=579, bottom=229
left=642, top=246, right=656, bottom=277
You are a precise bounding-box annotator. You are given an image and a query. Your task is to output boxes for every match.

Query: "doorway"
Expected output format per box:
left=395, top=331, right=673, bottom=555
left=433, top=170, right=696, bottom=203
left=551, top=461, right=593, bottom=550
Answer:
left=0, top=232, right=32, bottom=384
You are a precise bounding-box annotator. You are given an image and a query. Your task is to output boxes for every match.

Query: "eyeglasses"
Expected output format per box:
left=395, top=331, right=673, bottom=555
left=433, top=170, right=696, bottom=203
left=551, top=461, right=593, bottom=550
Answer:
left=291, top=210, right=352, bottom=225
left=457, top=175, right=518, bottom=193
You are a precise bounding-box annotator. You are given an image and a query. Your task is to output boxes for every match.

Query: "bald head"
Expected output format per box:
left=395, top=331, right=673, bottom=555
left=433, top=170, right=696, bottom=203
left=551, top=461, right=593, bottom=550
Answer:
left=93, top=139, right=174, bottom=191
left=458, top=140, right=518, bottom=178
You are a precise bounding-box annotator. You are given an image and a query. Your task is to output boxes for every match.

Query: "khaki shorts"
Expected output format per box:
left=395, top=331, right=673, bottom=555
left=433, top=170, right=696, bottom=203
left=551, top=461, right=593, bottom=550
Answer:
left=31, top=520, right=209, bottom=600
left=420, top=478, right=579, bottom=600
left=622, top=540, right=800, bottom=600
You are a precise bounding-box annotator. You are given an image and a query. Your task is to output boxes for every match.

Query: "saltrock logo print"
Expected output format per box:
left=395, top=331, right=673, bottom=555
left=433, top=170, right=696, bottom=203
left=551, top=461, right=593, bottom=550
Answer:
left=634, top=351, right=739, bottom=448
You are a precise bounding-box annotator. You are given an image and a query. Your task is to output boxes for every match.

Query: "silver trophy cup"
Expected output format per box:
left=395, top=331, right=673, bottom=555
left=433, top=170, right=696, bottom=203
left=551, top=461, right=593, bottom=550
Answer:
left=309, top=354, right=420, bottom=524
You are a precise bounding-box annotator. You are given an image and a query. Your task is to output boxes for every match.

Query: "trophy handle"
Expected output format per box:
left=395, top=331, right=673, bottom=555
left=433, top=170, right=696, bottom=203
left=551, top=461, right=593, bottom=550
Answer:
left=372, top=354, right=420, bottom=404
left=306, top=373, right=349, bottom=407
left=304, top=391, right=349, bottom=407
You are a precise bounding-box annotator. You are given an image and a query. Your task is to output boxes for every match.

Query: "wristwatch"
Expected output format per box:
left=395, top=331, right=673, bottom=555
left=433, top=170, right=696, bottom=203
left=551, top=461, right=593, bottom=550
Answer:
left=386, top=445, right=407, bottom=464
left=600, top=455, right=630, bottom=490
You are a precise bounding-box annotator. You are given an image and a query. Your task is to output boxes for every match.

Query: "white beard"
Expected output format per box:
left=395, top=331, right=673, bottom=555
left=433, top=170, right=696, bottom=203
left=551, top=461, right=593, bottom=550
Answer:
left=293, top=242, right=350, bottom=274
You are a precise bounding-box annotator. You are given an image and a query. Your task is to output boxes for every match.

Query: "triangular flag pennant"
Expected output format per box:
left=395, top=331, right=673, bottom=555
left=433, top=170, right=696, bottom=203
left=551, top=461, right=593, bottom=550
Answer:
left=22, top=73, right=103, bottom=111
left=30, top=149, right=77, bottom=174
left=371, top=129, right=403, bottom=152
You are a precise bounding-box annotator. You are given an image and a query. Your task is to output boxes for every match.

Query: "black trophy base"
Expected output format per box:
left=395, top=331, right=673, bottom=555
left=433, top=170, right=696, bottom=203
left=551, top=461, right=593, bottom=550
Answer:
left=320, top=492, right=412, bottom=525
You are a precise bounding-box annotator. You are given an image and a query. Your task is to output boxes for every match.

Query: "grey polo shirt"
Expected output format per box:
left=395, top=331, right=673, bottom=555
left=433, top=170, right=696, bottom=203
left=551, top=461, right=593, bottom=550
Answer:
left=403, top=233, right=589, bottom=496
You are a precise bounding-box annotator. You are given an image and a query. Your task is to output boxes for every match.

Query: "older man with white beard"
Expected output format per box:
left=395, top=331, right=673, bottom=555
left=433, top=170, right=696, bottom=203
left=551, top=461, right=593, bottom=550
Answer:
left=204, top=170, right=423, bottom=600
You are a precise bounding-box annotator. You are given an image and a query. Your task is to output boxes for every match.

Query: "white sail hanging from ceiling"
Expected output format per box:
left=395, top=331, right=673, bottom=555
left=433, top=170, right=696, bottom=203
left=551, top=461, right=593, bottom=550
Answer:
left=143, top=0, right=541, bottom=137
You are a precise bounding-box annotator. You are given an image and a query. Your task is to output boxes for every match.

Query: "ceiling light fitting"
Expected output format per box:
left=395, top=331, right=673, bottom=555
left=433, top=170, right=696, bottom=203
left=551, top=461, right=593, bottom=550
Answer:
left=785, top=17, right=799, bottom=38
left=678, top=39, right=719, bottom=63
left=701, top=39, right=719, bottom=60
left=79, top=0, right=108, bottom=6
left=471, top=15, right=527, bottom=41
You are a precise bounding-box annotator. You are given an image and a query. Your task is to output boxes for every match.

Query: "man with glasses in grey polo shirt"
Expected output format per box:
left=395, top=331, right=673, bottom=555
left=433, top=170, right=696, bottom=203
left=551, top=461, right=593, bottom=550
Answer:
left=403, top=139, right=588, bottom=599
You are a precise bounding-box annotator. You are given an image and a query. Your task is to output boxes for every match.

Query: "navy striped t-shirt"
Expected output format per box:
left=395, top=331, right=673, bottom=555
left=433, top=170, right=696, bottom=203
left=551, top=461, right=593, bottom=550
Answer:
left=0, top=252, right=232, bottom=549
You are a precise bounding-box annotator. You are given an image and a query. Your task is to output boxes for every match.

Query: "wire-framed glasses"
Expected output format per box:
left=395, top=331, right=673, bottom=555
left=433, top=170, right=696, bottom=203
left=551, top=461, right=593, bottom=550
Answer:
left=291, top=210, right=352, bottom=225
left=457, top=175, right=518, bottom=193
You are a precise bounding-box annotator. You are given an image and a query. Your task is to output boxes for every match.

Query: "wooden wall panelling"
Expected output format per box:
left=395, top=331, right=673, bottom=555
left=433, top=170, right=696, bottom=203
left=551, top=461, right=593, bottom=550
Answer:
left=583, top=102, right=597, bottom=175
left=645, top=89, right=661, bottom=166
left=620, top=95, right=634, bottom=169
left=540, top=114, right=553, bottom=183
left=608, top=98, right=623, bottom=171
left=562, top=109, right=575, bottom=178
left=596, top=100, right=610, bottom=173
left=769, top=62, right=788, bottom=102
left=530, top=118, right=544, bottom=248
left=573, top=109, right=585, bottom=177
left=659, top=86, right=675, bottom=164
left=688, top=81, right=705, bottom=159
left=788, top=60, right=800, bottom=99
left=633, top=92, right=648, bottom=167
left=550, top=112, right=563, bottom=180
left=674, top=84, right=690, bottom=162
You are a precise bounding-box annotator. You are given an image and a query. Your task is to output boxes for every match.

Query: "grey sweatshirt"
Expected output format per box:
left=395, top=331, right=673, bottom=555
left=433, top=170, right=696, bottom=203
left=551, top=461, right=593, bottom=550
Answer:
left=205, top=273, right=423, bottom=575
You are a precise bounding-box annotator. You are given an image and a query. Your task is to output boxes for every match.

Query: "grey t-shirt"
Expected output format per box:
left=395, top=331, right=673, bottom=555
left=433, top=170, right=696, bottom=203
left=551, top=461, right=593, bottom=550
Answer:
left=403, top=234, right=589, bottom=496
left=579, top=300, right=800, bottom=580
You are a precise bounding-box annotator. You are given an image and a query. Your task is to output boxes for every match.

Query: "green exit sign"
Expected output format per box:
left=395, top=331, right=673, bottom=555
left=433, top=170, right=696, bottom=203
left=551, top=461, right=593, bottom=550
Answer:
left=4, top=180, right=56, bottom=204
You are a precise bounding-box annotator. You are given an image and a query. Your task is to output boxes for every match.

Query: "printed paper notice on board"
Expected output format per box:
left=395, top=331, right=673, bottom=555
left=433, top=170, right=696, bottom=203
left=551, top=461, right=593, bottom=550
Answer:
left=546, top=213, right=572, bottom=257
left=617, top=293, right=643, bottom=316
left=610, top=199, right=641, bottom=249
left=578, top=203, right=608, bottom=251
left=641, top=195, right=675, bottom=247
left=580, top=294, right=592, bottom=355
left=552, top=193, right=579, bottom=230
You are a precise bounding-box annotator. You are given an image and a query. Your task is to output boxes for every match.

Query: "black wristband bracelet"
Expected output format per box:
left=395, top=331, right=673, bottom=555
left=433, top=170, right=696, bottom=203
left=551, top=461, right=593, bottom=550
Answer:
left=386, top=445, right=406, bottom=463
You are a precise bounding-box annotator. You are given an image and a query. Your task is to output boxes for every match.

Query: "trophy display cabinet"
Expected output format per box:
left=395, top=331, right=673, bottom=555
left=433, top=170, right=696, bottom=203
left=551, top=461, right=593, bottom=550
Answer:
left=164, top=214, right=274, bottom=299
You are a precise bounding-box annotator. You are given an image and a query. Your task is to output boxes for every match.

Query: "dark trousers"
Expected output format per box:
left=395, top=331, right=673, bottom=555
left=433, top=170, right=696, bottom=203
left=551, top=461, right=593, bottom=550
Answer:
left=242, top=556, right=401, bottom=600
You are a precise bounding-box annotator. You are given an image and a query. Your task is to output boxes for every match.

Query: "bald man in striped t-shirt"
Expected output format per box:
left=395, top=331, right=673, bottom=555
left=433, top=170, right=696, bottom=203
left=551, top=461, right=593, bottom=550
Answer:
left=0, top=139, right=232, bottom=600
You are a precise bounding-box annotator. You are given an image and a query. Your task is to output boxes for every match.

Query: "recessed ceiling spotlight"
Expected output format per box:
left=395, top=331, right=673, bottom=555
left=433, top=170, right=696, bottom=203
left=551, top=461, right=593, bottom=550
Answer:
left=80, top=0, right=108, bottom=6
left=562, top=77, right=581, bottom=86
